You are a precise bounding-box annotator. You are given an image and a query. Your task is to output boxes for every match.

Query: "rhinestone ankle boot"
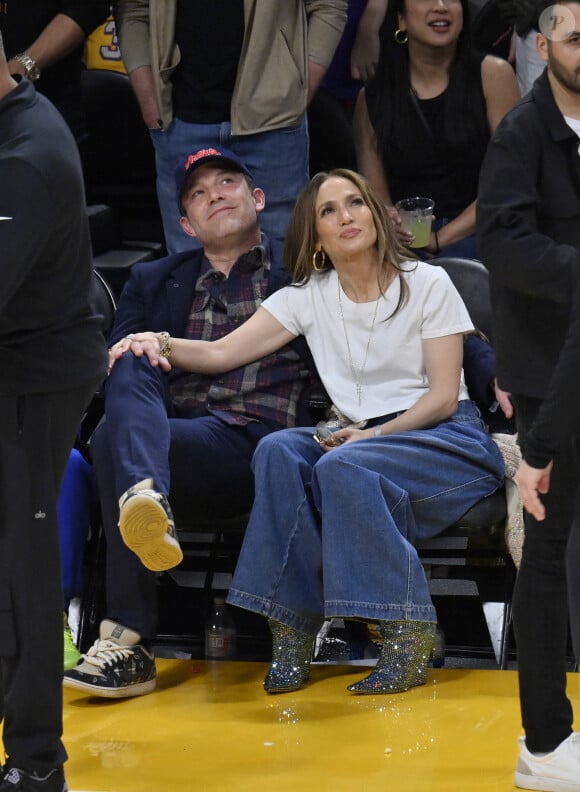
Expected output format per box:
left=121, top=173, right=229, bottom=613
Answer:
left=348, top=620, right=436, bottom=694
left=263, top=619, right=314, bottom=694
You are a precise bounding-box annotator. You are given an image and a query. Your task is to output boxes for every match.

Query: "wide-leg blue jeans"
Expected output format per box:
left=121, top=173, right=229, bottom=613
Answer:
left=228, top=400, right=504, bottom=635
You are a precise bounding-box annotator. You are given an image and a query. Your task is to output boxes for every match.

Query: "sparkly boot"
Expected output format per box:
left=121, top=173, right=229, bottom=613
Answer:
left=263, top=619, right=315, bottom=694
left=347, top=620, right=436, bottom=695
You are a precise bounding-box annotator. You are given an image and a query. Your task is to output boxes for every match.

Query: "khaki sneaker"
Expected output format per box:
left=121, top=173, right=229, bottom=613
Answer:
left=118, top=478, right=183, bottom=571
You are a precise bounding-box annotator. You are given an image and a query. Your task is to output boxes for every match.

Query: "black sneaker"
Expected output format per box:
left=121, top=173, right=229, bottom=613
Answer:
left=118, top=478, right=183, bottom=571
left=0, top=766, right=67, bottom=791
left=63, top=619, right=156, bottom=698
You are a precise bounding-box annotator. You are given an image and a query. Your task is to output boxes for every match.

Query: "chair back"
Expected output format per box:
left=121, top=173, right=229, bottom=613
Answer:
left=90, top=269, right=116, bottom=339
left=431, top=257, right=493, bottom=339
left=471, top=0, right=514, bottom=60
left=81, top=69, right=162, bottom=242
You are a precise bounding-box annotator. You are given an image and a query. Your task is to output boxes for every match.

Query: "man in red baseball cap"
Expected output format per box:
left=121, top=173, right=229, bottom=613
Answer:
left=64, top=147, right=316, bottom=699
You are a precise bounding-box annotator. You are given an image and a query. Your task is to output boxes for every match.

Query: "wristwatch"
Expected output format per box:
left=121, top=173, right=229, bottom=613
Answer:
left=14, top=53, right=41, bottom=82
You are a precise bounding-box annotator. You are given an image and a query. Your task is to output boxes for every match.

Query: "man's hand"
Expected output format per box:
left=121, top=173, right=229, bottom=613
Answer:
left=515, top=459, right=553, bottom=521
left=350, top=27, right=380, bottom=81
left=108, top=332, right=172, bottom=374
left=494, top=380, right=514, bottom=419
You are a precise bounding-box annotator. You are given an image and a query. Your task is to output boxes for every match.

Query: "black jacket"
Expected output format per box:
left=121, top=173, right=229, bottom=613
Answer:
left=525, top=278, right=580, bottom=467
left=477, top=70, right=580, bottom=400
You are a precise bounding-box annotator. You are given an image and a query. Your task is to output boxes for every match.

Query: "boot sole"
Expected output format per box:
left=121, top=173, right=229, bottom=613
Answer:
left=119, top=495, right=183, bottom=571
left=347, top=674, right=427, bottom=695
left=63, top=675, right=156, bottom=698
left=514, top=772, right=580, bottom=791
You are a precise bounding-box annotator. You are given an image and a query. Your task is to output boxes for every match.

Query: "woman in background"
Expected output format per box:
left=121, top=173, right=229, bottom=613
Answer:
left=354, top=0, right=519, bottom=258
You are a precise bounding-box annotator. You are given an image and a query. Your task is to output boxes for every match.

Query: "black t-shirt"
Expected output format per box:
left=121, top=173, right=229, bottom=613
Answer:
left=366, top=56, right=489, bottom=218
left=0, top=0, right=109, bottom=139
left=172, top=0, right=245, bottom=123
left=0, top=79, right=108, bottom=395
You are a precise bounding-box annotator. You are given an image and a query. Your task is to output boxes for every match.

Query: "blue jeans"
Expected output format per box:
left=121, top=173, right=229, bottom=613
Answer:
left=416, top=217, right=480, bottom=262
left=57, top=448, right=95, bottom=608
left=227, top=400, right=504, bottom=635
left=433, top=217, right=479, bottom=260
left=150, top=117, right=309, bottom=254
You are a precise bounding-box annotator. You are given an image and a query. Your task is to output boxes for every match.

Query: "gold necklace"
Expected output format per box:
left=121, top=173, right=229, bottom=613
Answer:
left=337, top=278, right=381, bottom=407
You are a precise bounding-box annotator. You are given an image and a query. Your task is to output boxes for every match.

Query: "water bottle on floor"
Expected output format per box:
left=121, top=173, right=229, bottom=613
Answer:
left=205, top=597, right=237, bottom=660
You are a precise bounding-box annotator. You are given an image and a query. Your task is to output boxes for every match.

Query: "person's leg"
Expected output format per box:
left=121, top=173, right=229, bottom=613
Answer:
left=0, top=383, right=96, bottom=775
left=228, top=118, right=309, bottom=243
left=229, top=403, right=503, bottom=629
left=227, top=427, right=327, bottom=634
left=90, top=418, right=159, bottom=641
left=58, top=448, right=95, bottom=610
left=566, top=440, right=580, bottom=662
left=167, top=417, right=270, bottom=520
left=95, top=401, right=272, bottom=634
left=95, top=349, right=274, bottom=634
left=512, top=395, right=577, bottom=753
left=103, top=352, right=173, bottom=498
left=151, top=116, right=309, bottom=251
left=227, top=427, right=326, bottom=692
left=315, top=401, right=505, bottom=622
left=149, top=120, right=222, bottom=254
left=566, top=484, right=580, bottom=662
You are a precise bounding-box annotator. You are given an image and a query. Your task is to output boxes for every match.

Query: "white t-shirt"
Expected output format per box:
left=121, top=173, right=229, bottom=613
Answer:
left=564, top=115, right=580, bottom=157
left=262, top=261, right=473, bottom=422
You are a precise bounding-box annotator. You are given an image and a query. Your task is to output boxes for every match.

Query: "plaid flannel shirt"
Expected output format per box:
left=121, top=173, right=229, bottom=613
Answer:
left=170, top=244, right=312, bottom=430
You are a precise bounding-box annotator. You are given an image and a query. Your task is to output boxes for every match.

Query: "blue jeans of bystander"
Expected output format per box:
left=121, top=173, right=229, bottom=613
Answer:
left=150, top=117, right=309, bottom=254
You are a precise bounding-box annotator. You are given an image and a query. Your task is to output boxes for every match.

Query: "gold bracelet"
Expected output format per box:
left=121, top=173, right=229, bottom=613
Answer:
left=158, top=331, right=171, bottom=358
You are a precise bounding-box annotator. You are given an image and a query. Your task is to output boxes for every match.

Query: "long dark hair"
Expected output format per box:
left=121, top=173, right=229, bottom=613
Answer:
left=365, top=0, right=487, bottom=155
left=284, top=169, right=415, bottom=315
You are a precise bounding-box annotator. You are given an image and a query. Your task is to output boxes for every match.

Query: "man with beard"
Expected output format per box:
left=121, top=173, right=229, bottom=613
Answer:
left=477, top=3, right=580, bottom=789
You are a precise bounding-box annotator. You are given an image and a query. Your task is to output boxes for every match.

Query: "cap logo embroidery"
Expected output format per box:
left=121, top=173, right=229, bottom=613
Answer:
left=184, top=148, right=222, bottom=171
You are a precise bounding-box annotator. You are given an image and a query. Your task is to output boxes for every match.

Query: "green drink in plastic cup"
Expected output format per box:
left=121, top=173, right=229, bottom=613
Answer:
left=395, top=197, right=435, bottom=249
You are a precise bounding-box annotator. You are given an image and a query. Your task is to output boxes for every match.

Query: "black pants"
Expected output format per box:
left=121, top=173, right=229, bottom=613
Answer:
left=512, top=394, right=580, bottom=752
left=0, top=383, right=98, bottom=773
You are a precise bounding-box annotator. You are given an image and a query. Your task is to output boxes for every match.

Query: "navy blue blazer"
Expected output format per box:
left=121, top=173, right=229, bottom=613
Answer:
left=109, top=237, right=290, bottom=345
left=108, top=236, right=316, bottom=386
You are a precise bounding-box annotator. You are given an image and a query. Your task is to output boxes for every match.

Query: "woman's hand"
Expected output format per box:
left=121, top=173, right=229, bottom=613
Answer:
left=108, top=332, right=172, bottom=374
left=318, top=425, right=374, bottom=452
left=387, top=206, right=414, bottom=247
left=515, top=459, right=553, bottom=522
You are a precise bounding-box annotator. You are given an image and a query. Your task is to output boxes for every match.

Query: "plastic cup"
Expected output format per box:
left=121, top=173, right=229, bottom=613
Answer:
left=395, top=197, right=435, bottom=249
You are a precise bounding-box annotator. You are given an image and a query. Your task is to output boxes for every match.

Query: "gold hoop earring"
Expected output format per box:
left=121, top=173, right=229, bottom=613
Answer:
left=394, top=28, right=408, bottom=44
left=312, top=249, right=326, bottom=272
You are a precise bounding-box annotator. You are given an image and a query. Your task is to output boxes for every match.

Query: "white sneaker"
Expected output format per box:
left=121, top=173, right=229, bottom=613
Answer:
left=118, top=478, right=183, bottom=571
left=515, top=732, right=580, bottom=791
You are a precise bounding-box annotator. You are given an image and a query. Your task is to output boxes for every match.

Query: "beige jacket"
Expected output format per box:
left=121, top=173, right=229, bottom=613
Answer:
left=114, top=0, right=347, bottom=133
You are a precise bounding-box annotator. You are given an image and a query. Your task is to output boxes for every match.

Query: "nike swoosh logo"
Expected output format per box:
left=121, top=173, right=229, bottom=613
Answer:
left=0, top=217, right=13, bottom=221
